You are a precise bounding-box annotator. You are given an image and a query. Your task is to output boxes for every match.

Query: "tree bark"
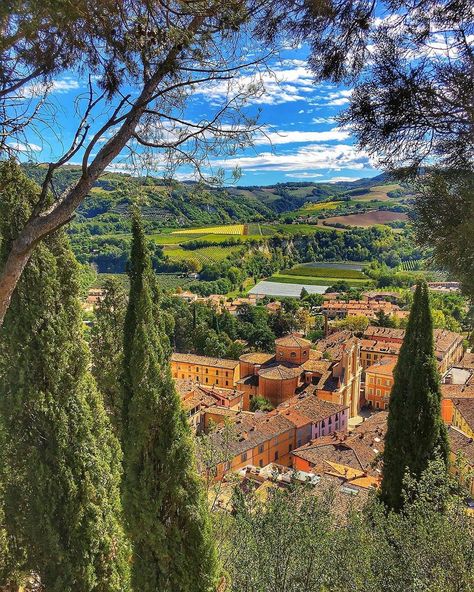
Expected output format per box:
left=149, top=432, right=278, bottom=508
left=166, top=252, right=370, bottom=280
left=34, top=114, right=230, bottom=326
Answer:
left=0, top=17, right=205, bottom=327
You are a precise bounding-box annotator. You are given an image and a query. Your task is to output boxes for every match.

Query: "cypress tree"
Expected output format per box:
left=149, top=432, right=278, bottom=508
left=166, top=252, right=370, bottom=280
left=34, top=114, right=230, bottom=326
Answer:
left=90, top=277, right=128, bottom=437
left=0, top=160, right=130, bottom=591
left=122, top=210, right=219, bottom=592
left=381, top=282, right=449, bottom=510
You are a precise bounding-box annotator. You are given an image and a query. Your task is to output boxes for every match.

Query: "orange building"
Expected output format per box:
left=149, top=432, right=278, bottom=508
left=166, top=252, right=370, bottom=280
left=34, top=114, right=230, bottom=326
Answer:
left=237, top=333, right=362, bottom=416
left=448, top=426, right=474, bottom=496
left=274, top=334, right=311, bottom=364
left=175, top=379, right=244, bottom=431
left=365, top=357, right=396, bottom=410
left=322, top=299, right=400, bottom=320
left=210, top=394, right=348, bottom=480
left=361, top=326, right=464, bottom=374
left=171, top=352, right=240, bottom=388
left=291, top=411, right=388, bottom=487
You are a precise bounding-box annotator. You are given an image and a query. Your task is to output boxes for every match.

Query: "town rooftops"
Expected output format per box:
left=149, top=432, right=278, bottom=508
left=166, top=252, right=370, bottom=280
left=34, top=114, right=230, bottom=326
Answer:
left=365, top=357, right=397, bottom=377
left=314, top=330, right=354, bottom=360
left=364, top=326, right=405, bottom=341
left=278, top=393, right=347, bottom=424
left=448, top=426, right=474, bottom=464
left=301, top=359, right=333, bottom=374
left=258, top=363, right=303, bottom=381
left=275, top=334, right=311, bottom=348
left=239, top=352, right=276, bottom=365
left=171, top=352, right=240, bottom=369
left=453, top=398, right=474, bottom=430
left=360, top=338, right=401, bottom=355
left=363, top=326, right=463, bottom=361
left=211, top=412, right=295, bottom=456
left=292, top=411, right=388, bottom=477
left=459, top=352, right=474, bottom=370
left=441, top=383, right=474, bottom=400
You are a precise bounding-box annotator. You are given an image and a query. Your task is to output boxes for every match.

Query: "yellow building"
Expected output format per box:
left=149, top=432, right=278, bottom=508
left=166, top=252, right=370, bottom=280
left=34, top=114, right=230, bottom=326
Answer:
left=448, top=426, right=474, bottom=496
left=452, top=398, right=474, bottom=438
left=365, top=357, right=396, bottom=410
left=171, top=352, right=240, bottom=388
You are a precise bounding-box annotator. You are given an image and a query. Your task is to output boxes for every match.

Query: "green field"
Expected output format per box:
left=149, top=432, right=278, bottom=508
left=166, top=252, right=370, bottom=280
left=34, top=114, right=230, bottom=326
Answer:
left=164, top=244, right=244, bottom=266
left=282, top=265, right=368, bottom=280
left=267, top=273, right=370, bottom=287
left=345, top=183, right=401, bottom=202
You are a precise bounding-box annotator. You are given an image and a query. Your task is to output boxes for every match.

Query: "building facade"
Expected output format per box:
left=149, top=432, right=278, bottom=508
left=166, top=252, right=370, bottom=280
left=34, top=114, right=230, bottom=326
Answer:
left=171, top=352, right=240, bottom=388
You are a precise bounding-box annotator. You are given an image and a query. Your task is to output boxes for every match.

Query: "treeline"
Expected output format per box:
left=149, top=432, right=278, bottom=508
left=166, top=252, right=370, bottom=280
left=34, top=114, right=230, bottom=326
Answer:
left=187, top=226, right=423, bottom=296
left=161, top=295, right=322, bottom=358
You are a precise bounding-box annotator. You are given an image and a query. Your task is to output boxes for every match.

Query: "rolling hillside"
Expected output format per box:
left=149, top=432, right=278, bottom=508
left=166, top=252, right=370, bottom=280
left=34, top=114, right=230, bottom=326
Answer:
left=22, top=164, right=409, bottom=231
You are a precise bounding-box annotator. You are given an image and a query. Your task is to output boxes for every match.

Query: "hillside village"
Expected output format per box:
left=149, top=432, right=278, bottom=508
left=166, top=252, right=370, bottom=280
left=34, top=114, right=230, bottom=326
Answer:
left=1, top=2, right=473, bottom=591
left=164, top=288, right=474, bottom=499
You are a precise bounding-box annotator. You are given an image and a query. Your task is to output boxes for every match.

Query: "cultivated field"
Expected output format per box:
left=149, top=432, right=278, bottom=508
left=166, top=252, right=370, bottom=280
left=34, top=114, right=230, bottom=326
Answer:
left=163, top=244, right=244, bottom=266
left=324, top=210, right=408, bottom=227
left=172, top=224, right=246, bottom=235
left=344, top=183, right=401, bottom=202
left=267, top=273, right=369, bottom=287
left=282, top=265, right=367, bottom=280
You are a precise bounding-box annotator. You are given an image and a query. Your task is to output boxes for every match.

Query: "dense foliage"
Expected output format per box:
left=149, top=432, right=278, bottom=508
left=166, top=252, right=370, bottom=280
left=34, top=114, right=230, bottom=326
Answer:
left=0, top=160, right=130, bottom=590
left=221, top=459, right=474, bottom=592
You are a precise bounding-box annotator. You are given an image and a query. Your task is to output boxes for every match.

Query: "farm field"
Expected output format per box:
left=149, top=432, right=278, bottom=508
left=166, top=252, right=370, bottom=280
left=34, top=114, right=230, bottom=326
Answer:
left=266, top=273, right=370, bottom=287
left=344, top=183, right=401, bottom=201
left=249, top=280, right=329, bottom=297
left=172, top=224, right=246, bottom=235
left=323, top=210, right=408, bottom=227
left=300, top=261, right=367, bottom=271
left=282, top=265, right=368, bottom=280
left=163, top=244, right=244, bottom=266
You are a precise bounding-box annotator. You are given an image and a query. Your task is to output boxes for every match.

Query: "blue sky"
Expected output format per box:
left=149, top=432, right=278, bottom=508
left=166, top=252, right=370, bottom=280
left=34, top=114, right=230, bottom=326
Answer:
left=14, top=44, right=380, bottom=186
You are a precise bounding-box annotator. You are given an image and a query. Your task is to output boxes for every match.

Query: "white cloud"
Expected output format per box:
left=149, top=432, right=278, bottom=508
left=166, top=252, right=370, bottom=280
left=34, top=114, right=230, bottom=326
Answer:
left=311, top=117, right=336, bottom=124
left=8, top=141, right=42, bottom=152
left=327, top=176, right=362, bottom=183
left=211, top=143, right=369, bottom=173
left=254, top=128, right=351, bottom=145
left=194, top=64, right=317, bottom=106
left=310, top=88, right=353, bottom=107
left=24, top=76, right=81, bottom=97
left=285, top=172, right=324, bottom=178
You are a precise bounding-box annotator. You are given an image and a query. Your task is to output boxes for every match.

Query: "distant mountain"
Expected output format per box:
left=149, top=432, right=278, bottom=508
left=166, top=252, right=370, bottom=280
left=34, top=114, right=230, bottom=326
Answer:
left=22, top=164, right=401, bottom=229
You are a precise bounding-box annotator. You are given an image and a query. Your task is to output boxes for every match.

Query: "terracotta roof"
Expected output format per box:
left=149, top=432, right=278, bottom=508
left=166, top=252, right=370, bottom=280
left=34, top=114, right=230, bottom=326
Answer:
left=211, top=412, right=295, bottom=457
left=365, top=357, right=397, bottom=377
left=239, top=352, right=275, bottom=365
left=171, top=352, right=239, bottom=369
left=459, top=352, right=474, bottom=370
left=364, top=326, right=405, bottom=340
left=453, top=398, right=474, bottom=431
left=278, top=393, right=347, bottom=424
left=363, top=326, right=464, bottom=361
left=441, top=383, right=474, bottom=399
left=360, top=338, right=401, bottom=355
left=314, top=330, right=353, bottom=360
left=448, top=426, right=474, bottom=464
left=292, top=437, right=364, bottom=473
left=275, top=334, right=311, bottom=348
left=301, top=359, right=333, bottom=373
left=174, top=379, right=197, bottom=397
left=258, top=363, right=303, bottom=381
